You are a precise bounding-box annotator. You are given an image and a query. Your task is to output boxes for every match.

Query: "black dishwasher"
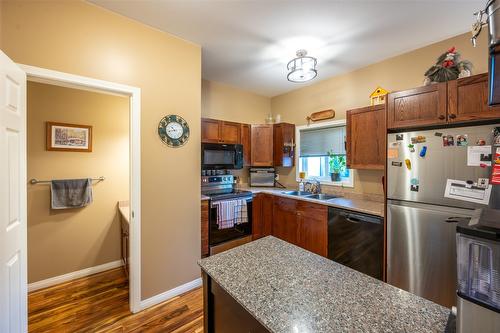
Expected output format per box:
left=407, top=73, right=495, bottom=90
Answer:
left=328, top=208, right=383, bottom=280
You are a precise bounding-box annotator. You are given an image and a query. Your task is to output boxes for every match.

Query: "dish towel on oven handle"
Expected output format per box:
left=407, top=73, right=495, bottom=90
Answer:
left=214, top=199, right=248, bottom=230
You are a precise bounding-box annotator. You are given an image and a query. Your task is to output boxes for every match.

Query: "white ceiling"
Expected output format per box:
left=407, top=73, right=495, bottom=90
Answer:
left=91, top=0, right=483, bottom=97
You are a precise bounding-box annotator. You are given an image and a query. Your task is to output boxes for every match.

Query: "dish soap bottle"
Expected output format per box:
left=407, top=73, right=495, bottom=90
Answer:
left=298, top=171, right=306, bottom=191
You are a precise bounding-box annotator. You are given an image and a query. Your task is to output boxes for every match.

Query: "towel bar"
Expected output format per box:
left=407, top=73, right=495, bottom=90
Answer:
left=29, top=176, right=105, bottom=185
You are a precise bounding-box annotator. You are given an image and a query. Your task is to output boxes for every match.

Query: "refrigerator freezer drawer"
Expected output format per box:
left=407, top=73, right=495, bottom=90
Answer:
left=387, top=200, right=473, bottom=308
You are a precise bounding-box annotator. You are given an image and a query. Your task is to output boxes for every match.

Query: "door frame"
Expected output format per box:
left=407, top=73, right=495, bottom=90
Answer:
left=20, top=64, right=142, bottom=313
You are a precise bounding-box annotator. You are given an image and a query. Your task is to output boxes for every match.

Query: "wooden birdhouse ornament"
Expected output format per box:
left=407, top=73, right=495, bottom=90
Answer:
left=369, top=86, right=389, bottom=106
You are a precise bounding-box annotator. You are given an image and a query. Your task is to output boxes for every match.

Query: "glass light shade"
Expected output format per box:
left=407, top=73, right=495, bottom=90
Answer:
left=287, top=50, right=317, bottom=83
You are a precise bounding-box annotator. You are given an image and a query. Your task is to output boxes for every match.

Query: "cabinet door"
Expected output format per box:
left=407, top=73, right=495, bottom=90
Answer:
left=346, top=105, right=385, bottom=170
left=387, top=83, right=447, bottom=129
left=240, top=124, right=251, bottom=166
left=448, top=73, right=500, bottom=123
left=273, top=123, right=295, bottom=167
left=201, top=200, right=209, bottom=257
left=251, top=124, right=274, bottom=166
left=201, top=118, right=221, bottom=143
left=252, top=193, right=273, bottom=240
left=297, top=201, right=328, bottom=257
left=220, top=121, right=241, bottom=144
left=272, top=197, right=299, bottom=245
left=261, top=194, right=273, bottom=237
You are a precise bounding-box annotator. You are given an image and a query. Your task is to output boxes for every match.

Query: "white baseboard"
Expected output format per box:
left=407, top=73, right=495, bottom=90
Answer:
left=28, top=260, right=123, bottom=292
left=139, top=277, right=202, bottom=311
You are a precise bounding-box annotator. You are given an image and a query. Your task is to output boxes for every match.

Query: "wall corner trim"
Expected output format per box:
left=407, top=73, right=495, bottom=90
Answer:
left=139, top=277, right=202, bottom=311
left=28, top=260, right=123, bottom=292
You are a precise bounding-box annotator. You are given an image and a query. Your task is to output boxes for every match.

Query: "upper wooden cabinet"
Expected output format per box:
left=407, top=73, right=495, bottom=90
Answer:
left=387, top=82, right=447, bottom=129
left=201, top=118, right=222, bottom=143
left=273, top=123, right=295, bottom=167
left=240, top=124, right=251, bottom=166
left=346, top=104, right=385, bottom=170
left=251, top=124, right=274, bottom=166
left=448, top=73, right=500, bottom=123
left=387, top=73, right=500, bottom=130
left=201, top=118, right=241, bottom=144
left=220, top=121, right=241, bottom=144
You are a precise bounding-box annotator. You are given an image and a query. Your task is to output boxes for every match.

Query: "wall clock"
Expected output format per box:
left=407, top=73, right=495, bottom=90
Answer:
left=158, top=114, right=190, bottom=148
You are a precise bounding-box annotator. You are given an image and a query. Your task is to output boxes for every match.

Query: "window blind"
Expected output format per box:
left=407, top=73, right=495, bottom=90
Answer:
left=300, top=126, right=346, bottom=157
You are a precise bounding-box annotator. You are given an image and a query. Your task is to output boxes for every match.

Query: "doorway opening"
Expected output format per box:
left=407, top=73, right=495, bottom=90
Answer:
left=21, top=65, right=142, bottom=320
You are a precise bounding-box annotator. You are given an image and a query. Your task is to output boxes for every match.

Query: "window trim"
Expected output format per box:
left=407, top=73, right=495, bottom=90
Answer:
left=295, top=119, right=354, bottom=188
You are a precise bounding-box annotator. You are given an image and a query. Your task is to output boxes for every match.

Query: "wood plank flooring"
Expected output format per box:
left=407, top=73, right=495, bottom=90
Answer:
left=28, top=267, right=203, bottom=333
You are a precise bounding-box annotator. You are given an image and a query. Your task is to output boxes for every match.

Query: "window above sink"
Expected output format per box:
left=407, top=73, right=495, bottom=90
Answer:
left=296, top=119, right=354, bottom=188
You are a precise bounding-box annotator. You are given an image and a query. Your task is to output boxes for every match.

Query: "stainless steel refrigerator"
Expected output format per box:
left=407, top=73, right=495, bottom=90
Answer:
left=387, top=123, right=500, bottom=308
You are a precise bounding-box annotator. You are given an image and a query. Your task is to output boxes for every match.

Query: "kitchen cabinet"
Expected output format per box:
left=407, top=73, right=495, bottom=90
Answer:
left=387, top=73, right=500, bottom=130
left=272, top=196, right=300, bottom=245
left=220, top=121, right=241, bottom=144
left=346, top=104, right=385, bottom=170
left=272, top=196, right=328, bottom=256
left=201, top=118, right=221, bottom=143
left=387, top=82, right=447, bottom=129
left=240, top=123, right=251, bottom=166
left=201, top=118, right=241, bottom=144
left=251, top=124, right=274, bottom=166
left=273, top=123, right=295, bottom=167
left=252, top=193, right=273, bottom=240
left=201, top=200, right=209, bottom=257
left=448, top=73, right=500, bottom=122
left=296, top=201, right=328, bottom=257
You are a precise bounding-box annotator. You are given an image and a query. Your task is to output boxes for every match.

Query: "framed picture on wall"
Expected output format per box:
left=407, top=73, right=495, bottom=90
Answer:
left=46, top=122, right=93, bottom=152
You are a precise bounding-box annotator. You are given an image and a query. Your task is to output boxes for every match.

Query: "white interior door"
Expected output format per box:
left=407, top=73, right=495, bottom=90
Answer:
left=0, top=50, right=27, bottom=332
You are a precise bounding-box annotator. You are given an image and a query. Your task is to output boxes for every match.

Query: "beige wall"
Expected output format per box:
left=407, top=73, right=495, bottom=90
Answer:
left=27, top=82, right=129, bottom=283
left=202, top=79, right=271, bottom=124
left=272, top=32, right=489, bottom=194
left=1, top=1, right=201, bottom=299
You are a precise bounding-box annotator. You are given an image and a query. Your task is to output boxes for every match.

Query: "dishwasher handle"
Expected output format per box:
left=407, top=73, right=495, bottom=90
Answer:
left=338, top=210, right=382, bottom=225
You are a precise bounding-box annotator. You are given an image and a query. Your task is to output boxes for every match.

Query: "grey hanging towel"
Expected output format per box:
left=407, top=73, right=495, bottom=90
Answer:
left=50, top=178, right=93, bottom=209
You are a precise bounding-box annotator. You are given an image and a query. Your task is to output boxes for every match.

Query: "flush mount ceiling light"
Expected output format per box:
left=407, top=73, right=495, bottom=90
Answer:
left=287, top=49, right=318, bottom=83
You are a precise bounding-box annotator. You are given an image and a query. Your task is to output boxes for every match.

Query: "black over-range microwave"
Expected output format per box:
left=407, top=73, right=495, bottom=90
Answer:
left=201, top=143, right=243, bottom=170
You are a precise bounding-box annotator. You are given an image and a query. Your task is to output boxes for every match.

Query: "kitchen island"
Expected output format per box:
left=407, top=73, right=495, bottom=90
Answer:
left=198, top=236, right=453, bottom=333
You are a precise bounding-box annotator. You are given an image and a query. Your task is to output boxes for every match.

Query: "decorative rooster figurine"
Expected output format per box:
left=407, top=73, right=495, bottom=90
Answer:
left=423, top=47, right=472, bottom=85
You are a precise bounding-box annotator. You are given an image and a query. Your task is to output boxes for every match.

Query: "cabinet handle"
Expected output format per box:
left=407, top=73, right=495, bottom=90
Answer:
left=449, top=114, right=456, bottom=119
left=438, top=115, right=445, bottom=120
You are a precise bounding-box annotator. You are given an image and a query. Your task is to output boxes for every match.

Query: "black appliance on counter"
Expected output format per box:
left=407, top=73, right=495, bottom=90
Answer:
left=201, top=175, right=253, bottom=250
left=201, top=143, right=243, bottom=170
left=328, top=207, right=384, bottom=280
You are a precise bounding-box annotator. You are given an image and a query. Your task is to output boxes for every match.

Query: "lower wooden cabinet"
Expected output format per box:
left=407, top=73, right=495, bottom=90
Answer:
left=272, top=197, right=300, bottom=246
left=296, top=201, right=328, bottom=257
left=252, top=193, right=273, bottom=240
left=201, top=200, right=209, bottom=257
left=271, top=196, right=328, bottom=256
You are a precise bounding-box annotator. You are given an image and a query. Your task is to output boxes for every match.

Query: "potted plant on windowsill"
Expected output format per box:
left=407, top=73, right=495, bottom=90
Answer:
left=328, top=151, right=346, bottom=182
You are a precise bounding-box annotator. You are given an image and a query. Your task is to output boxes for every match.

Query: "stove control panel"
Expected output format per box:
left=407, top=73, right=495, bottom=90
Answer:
left=201, top=175, right=234, bottom=186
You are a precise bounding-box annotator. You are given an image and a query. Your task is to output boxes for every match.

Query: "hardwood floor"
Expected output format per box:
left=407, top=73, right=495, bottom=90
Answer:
left=28, top=267, right=203, bottom=333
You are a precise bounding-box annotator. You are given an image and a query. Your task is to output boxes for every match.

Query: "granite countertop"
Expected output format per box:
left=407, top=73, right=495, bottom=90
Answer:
left=199, top=236, right=453, bottom=333
left=242, top=186, right=384, bottom=217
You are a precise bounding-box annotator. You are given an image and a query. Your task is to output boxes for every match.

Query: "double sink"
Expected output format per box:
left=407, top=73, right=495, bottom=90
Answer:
left=281, top=191, right=339, bottom=201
